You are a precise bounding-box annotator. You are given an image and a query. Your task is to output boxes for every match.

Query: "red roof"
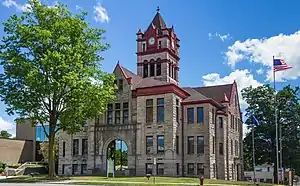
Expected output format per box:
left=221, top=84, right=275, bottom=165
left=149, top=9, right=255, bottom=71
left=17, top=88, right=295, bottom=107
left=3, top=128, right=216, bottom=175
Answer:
left=115, top=63, right=235, bottom=105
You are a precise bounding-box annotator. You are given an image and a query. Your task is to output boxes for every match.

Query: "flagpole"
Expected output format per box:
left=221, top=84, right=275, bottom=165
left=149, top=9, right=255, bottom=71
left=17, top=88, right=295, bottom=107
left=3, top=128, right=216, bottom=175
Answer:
left=273, top=55, right=279, bottom=184
left=252, top=123, right=256, bottom=184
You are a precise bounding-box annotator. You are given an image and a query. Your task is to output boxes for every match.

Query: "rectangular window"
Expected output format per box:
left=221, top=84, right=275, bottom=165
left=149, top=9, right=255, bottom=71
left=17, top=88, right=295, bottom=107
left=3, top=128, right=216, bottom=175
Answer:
left=187, top=108, right=194, bottom=124
left=142, top=43, right=146, bottom=52
left=232, top=115, right=235, bottom=129
left=219, top=117, right=223, bottom=128
left=72, top=164, right=78, bottom=175
left=156, top=63, right=161, bottom=76
left=197, top=163, right=204, bottom=175
left=197, top=107, right=204, bottom=123
left=157, top=135, right=164, bottom=153
left=197, top=136, right=204, bottom=154
left=118, top=79, right=123, bottom=92
left=176, top=99, right=179, bottom=123
left=107, top=104, right=113, bottom=124
left=123, top=102, right=129, bottom=124
left=176, top=136, right=179, bottom=154
left=231, top=139, right=233, bottom=155
left=157, top=98, right=164, bottom=123
left=63, top=142, right=65, bottom=157
left=158, top=40, right=162, bottom=49
left=143, top=64, right=148, bottom=78
left=213, top=163, right=216, bottom=178
left=212, top=136, right=215, bottom=154
left=73, top=139, right=79, bottom=156
left=219, top=143, right=224, bottom=155
left=187, top=163, right=194, bottom=175
left=146, top=99, right=153, bottom=123
left=82, top=139, right=88, bottom=155
left=212, top=108, right=215, bottom=124
left=176, top=163, right=179, bottom=175
left=150, top=63, right=155, bottom=76
left=62, top=164, right=65, bottom=175
left=146, top=163, right=153, bottom=175
left=115, top=103, right=121, bottom=124
left=146, top=136, right=153, bottom=154
left=174, top=68, right=177, bottom=80
left=157, top=163, right=164, bottom=175
left=235, top=140, right=239, bottom=156
left=81, top=164, right=87, bottom=175
left=168, top=64, right=171, bottom=78
left=187, top=136, right=194, bottom=154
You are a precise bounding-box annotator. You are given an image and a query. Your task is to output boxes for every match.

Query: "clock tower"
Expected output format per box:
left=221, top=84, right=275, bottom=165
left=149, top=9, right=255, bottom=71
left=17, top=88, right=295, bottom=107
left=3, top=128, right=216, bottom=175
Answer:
left=136, top=7, right=180, bottom=85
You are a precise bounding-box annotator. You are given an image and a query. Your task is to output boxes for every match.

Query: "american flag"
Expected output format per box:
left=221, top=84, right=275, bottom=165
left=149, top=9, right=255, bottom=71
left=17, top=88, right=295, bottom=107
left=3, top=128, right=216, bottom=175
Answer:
left=273, top=58, right=292, bottom=72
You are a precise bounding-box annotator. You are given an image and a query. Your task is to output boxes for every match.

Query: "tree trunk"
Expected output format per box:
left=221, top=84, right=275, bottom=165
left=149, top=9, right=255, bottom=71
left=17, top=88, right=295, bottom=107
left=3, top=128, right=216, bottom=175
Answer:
left=48, top=125, right=56, bottom=179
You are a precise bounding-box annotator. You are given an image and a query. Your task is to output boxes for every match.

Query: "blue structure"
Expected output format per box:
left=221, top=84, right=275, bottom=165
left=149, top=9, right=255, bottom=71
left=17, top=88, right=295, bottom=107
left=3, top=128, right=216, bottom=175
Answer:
left=36, top=125, right=49, bottom=142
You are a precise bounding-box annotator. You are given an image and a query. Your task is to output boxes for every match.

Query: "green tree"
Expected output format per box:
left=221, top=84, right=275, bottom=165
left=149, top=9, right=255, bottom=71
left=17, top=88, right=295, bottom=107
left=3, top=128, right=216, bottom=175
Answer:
left=39, top=140, right=58, bottom=163
left=242, top=84, right=300, bottom=182
left=0, top=0, right=116, bottom=179
left=0, top=130, right=12, bottom=139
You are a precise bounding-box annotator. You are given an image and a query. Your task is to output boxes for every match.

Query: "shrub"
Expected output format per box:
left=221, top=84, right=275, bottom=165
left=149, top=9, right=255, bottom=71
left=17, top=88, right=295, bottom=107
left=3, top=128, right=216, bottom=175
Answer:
left=0, top=168, right=3, bottom=173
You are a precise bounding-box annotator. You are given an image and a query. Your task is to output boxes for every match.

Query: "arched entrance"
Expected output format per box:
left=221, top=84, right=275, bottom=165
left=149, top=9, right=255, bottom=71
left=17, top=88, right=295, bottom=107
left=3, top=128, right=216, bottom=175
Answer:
left=107, top=139, right=128, bottom=174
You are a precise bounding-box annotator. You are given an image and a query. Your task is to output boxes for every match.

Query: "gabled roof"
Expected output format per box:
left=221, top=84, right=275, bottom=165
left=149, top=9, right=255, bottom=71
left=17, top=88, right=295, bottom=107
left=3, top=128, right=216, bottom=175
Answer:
left=193, top=84, right=233, bottom=104
left=114, top=63, right=234, bottom=105
left=147, top=11, right=167, bottom=31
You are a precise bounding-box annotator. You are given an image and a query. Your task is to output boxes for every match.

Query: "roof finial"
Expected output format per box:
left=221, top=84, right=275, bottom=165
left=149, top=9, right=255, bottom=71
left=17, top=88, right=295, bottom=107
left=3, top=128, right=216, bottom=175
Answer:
left=156, top=6, right=160, bottom=12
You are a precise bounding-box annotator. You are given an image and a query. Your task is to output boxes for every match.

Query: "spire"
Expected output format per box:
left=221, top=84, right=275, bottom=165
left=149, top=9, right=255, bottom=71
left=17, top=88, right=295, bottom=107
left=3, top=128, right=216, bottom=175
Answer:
left=147, top=7, right=167, bottom=31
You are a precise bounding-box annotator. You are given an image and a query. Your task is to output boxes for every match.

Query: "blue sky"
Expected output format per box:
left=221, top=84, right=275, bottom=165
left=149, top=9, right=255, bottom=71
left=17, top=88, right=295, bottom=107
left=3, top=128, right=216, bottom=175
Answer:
left=0, top=0, right=299, bottom=136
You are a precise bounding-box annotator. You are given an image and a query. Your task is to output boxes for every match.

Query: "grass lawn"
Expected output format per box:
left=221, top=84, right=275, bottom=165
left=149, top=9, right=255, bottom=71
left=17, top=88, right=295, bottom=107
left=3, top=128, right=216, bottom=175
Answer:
left=70, top=176, right=278, bottom=186
left=0, top=175, right=281, bottom=185
left=0, top=175, right=69, bottom=183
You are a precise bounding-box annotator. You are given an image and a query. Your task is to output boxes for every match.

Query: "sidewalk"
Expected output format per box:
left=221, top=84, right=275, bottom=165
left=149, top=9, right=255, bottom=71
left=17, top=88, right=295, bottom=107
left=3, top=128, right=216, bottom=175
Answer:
left=0, top=176, right=14, bottom=180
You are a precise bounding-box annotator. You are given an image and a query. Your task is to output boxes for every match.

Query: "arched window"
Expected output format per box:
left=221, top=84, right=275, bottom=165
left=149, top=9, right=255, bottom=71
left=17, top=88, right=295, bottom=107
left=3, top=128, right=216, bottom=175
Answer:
left=156, top=58, right=161, bottom=76
left=143, top=60, right=148, bottom=78
left=150, top=59, right=155, bottom=77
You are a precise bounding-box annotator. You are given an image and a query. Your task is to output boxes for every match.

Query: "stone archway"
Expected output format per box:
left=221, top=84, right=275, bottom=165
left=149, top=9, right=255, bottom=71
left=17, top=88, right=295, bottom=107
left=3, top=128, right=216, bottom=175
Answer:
left=102, top=136, right=134, bottom=176
left=107, top=139, right=128, bottom=173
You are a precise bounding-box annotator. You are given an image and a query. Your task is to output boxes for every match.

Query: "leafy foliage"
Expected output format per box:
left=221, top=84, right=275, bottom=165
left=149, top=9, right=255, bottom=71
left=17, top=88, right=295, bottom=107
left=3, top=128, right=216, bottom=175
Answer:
left=242, top=84, right=300, bottom=180
left=39, top=140, right=58, bottom=163
left=0, top=130, right=12, bottom=139
left=0, top=0, right=116, bottom=178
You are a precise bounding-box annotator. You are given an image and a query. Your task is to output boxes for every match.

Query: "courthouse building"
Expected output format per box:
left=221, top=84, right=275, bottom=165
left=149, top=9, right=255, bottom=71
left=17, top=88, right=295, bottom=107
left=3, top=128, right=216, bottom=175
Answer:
left=58, top=9, right=244, bottom=180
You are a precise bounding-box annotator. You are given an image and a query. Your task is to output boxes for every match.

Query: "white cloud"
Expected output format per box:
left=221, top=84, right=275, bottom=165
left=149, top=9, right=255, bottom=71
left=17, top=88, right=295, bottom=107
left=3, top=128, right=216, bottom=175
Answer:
left=2, top=0, right=31, bottom=12
left=0, top=117, right=15, bottom=137
left=93, top=3, right=109, bottom=23
left=202, top=69, right=262, bottom=137
left=208, top=32, right=231, bottom=41
left=75, top=5, right=82, bottom=10
left=256, top=68, right=264, bottom=75
left=208, top=33, right=213, bottom=40
left=226, top=31, right=300, bottom=82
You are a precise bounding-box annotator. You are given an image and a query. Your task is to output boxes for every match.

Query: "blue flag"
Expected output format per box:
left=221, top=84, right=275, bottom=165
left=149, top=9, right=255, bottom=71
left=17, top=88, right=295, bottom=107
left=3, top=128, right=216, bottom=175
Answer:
left=251, top=115, right=259, bottom=126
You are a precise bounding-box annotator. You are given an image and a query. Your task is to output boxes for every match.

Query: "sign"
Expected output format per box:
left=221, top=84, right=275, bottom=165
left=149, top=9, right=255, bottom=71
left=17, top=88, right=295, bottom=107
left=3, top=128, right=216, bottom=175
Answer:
left=153, top=158, right=156, bottom=165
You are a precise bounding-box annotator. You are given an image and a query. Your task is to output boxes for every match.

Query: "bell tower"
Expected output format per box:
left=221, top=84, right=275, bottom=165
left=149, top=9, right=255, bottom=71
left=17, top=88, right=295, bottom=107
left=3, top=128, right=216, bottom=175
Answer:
left=136, top=7, right=180, bottom=85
